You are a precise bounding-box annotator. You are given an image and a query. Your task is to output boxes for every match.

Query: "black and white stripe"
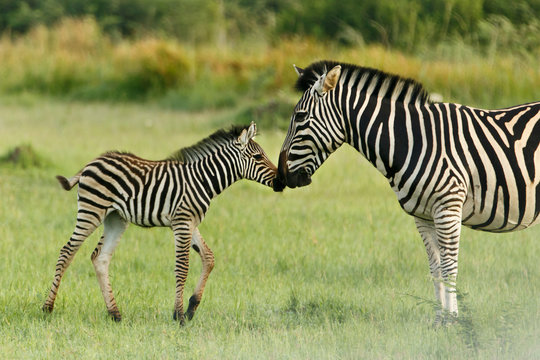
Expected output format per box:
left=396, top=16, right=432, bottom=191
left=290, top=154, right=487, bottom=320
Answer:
left=43, top=123, right=277, bottom=323
left=275, top=60, right=540, bottom=324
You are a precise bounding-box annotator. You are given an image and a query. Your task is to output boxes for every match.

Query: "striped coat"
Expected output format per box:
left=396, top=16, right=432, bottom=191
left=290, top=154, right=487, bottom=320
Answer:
left=43, top=123, right=277, bottom=323
left=274, top=60, right=539, bottom=324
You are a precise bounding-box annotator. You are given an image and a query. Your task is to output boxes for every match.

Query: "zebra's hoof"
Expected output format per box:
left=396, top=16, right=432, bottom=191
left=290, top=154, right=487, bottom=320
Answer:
left=431, top=315, right=443, bottom=329
left=173, top=310, right=185, bottom=325
left=442, top=313, right=458, bottom=327
left=108, top=310, right=122, bottom=322
left=185, top=309, right=195, bottom=321
left=42, top=303, right=54, bottom=313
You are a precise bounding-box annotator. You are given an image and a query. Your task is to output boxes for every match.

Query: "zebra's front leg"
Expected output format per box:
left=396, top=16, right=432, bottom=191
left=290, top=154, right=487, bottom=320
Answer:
left=433, top=203, right=463, bottom=323
left=185, top=228, right=215, bottom=321
left=415, top=218, right=445, bottom=326
left=90, top=212, right=128, bottom=321
left=171, top=217, right=194, bottom=325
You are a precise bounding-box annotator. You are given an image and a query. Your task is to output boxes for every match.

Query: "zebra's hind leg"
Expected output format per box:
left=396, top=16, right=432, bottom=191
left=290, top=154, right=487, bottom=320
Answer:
left=43, top=209, right=103, bottom=313
left=185, top=228, right=215, bottom=321
left=171, top=216, right=194, bottom=325
left=415, top=218, right=445, bottom=326
left=91, top=211, right=128, bottom=321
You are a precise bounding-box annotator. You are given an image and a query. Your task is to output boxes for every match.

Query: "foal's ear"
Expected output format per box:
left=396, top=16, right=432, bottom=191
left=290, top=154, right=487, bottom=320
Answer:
left=238, top=122, right=257, bottom=148
left=247, top=121, right=257, bottom=139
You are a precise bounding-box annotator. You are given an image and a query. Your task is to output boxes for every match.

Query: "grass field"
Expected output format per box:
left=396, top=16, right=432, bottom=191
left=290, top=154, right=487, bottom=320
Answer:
left=0, top=99, right=539, bottom=359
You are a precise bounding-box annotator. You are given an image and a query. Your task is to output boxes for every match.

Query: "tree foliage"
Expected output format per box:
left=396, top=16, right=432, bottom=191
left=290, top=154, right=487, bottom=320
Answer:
left=0, top=0, right=538, bottom=51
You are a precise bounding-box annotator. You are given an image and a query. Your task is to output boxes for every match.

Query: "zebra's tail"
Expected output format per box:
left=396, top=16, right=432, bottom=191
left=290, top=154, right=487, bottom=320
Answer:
left=56, top=171, right=82, bottom=191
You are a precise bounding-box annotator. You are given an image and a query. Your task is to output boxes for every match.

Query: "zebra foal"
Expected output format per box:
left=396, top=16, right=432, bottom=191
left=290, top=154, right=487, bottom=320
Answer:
left=274, top=60, right=539, bottom=324
left=43, top=123, right=277, bottom=323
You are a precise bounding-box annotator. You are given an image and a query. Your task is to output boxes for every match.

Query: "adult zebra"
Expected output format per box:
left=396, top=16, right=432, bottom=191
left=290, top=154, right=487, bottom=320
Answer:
left=43, top=123, right=277, bottom=324
left=273, top=60, right=540, bottom=324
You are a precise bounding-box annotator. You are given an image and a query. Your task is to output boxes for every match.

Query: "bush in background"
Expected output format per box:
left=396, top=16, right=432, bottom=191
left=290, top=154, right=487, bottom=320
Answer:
left=0, top=144, right=50, bottom=169
left=0, top=17, right=538, bottom=114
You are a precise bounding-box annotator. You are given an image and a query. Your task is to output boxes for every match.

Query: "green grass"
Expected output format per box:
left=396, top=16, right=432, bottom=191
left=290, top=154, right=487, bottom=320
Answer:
left=0, top=100, right=539, bottom=359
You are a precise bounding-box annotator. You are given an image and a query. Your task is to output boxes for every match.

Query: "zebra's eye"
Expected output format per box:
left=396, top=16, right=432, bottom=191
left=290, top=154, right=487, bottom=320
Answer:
left=253, top=154, right=264, bottom=161
left=295, top=111, right=308, bottom=122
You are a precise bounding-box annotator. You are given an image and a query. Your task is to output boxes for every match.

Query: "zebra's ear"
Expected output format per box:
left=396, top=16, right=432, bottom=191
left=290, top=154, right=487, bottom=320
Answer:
left=311, top=65, right=342, bottom=96
left=238, top=122, right=257, bottom=148
left=247, top=121, right=257, bottom=139
left=323, top=65, right=341, bottom=93
left=293, top=64, right=304, bottom=77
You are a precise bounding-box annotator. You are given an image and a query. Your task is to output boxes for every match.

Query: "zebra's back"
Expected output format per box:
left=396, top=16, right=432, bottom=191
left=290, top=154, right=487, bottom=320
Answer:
left=78, top=152, right=186, bottom=227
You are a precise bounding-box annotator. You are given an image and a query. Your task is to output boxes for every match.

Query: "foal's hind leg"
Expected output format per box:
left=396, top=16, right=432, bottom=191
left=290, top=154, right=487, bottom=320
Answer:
left=171, top=217, right=194, bottom=325
left=43, top=208, right=104, bottom=313
left=91, top=211, right=128, bottom=321
left=185, top=228, right=215, bottom=321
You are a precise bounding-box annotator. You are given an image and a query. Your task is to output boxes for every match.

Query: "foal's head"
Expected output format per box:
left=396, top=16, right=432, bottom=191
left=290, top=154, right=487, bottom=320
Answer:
left=235, top=122, right=277, bottom=188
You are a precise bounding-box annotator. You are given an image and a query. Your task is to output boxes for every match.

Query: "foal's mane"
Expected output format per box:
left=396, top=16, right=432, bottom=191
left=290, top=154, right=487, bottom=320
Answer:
left=168, top=125, right=247, bottom=163
left=295, top=60, right=432, bottom=105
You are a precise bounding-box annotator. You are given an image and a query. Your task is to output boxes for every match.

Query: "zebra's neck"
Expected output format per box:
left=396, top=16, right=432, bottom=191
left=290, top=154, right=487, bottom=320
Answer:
left=343, top=94, right=431, bottom=184
left=186, top=148, right=243, bottom=199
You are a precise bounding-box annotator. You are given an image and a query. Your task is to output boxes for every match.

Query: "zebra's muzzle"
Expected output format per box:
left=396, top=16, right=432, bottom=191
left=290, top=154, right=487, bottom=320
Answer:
left=275, top=150, right=312, bottom=190
left=286, top=168, right=312, bottom=188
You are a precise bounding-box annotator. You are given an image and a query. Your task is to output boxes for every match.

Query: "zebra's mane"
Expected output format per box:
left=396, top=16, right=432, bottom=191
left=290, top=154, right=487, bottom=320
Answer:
left=168, top=125, right=247, bottom=163
left=295, top=60, right=432, bottom=105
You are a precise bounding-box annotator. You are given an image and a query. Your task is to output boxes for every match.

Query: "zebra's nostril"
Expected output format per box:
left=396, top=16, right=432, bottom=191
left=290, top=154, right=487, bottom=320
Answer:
left=297, top=168, right=311, bottom=187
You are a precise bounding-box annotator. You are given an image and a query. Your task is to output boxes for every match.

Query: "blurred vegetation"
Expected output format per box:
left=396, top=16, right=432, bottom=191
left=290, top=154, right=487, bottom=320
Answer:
left=0, top=144, right=50, bottom=169
left=0, top=1, right=538, bottom=117
left=2, top=0, right=539, bottom=52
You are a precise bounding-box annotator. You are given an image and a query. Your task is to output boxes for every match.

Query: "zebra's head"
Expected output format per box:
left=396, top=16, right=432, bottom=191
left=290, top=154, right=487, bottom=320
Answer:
left=274, top=63, right=344, bottom=192
left=237, top=122, right=278, bottom=188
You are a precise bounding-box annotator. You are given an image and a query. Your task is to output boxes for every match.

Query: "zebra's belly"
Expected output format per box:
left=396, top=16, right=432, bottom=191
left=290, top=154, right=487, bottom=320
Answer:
left=397, top=182, right=539, bottom=233
left=461, top=185, right=539, bottom=232
left=111, top=201, right=173, bottom=228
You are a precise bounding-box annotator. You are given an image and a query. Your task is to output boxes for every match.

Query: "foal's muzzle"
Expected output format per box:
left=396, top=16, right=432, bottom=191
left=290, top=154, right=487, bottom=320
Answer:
left=273, top=151, right=288, bottom=192
left=272, top=177, right=286, bottom=192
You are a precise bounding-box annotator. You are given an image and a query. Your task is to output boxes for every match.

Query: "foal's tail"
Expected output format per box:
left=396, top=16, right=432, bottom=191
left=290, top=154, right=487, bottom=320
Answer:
left=56, top=170, right=82, bottom=191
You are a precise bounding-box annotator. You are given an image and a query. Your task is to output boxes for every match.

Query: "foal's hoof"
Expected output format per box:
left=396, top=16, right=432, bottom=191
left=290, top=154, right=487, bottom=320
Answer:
left=185, top=309, right=195, bottom=321
left=42, top=303, right=54, bottom=313
left=108, top=310, right=122, bottom=322
left=185, top=296, right=200, bottom=321
left=173, top=310, right=185, bottom=326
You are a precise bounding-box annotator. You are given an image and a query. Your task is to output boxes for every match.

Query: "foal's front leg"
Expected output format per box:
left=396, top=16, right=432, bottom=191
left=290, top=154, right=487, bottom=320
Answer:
left=171, top=217, right=194, bottom=325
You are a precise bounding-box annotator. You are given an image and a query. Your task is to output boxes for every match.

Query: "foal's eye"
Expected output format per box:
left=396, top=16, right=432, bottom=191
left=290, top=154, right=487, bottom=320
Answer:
left=253, top=154, right=264, bottom=161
